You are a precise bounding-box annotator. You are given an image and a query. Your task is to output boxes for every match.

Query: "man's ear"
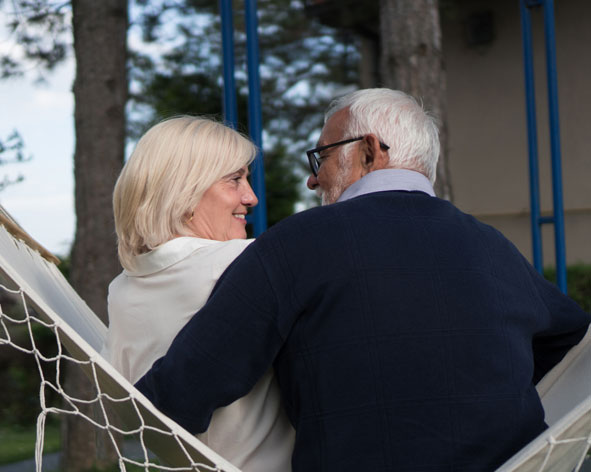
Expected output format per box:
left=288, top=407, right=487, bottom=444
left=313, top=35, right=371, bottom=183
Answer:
left=360, top=134, right=389, bottom=172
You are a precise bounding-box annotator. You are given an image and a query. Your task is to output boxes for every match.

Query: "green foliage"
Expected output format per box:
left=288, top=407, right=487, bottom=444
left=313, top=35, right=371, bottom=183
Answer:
left=0, top=422, right=60, bottom=465
left=544, top=264, right=591, bottom=313
left=83, top=459, right=161, bottom=472
left=129, top=0, right=359, bottom=147
left=129, top=70, right=249, bottom=138
left=0, top=0, right=71, bottom=79
left=56, top=253, right=71, bottom=280
left=0, top=352, right=43, bottom=425
left=264, top=142, right=301, bottom=227
left=0, top=130, right=31, bottom=191
left=0, top=321, right=60, bottom=426
left=0, top=130, right=29, bottom=163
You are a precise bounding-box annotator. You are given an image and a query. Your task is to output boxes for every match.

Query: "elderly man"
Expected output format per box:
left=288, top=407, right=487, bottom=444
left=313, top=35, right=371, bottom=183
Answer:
left=136, top=89, right=590, bottom=471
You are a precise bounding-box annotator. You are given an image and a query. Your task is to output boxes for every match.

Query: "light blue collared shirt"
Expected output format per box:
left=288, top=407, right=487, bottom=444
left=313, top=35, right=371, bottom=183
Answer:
left=337, top=169, right=435, bottom=203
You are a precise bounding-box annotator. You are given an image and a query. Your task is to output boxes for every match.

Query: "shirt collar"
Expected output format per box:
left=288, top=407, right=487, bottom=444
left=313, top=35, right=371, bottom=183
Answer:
left=124, top=237, right=219, bottom=276
left=337, top=169, right=435, bottom=203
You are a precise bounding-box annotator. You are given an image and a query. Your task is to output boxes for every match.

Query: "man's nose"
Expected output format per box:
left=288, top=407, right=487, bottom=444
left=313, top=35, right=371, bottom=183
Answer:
left=307, top=174, right=319, bottom=190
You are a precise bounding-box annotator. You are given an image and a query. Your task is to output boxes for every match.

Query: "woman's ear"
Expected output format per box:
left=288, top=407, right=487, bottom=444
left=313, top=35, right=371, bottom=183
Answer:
left=360, top=134, right=389, bottom=171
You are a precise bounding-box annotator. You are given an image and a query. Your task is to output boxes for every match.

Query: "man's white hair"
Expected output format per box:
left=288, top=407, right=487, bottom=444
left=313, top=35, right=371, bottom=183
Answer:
left=325, top=88, right=440, bottom=184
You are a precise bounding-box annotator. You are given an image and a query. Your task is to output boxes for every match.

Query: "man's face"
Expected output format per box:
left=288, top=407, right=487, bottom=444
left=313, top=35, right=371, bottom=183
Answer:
left=307, top=108, right=362, bottom=205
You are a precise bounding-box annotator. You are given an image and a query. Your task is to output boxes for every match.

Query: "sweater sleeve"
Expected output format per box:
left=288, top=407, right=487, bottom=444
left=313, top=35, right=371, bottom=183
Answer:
left=134, top=240, right=287, bottom=434
left=529, top=263, right=591, bottom=383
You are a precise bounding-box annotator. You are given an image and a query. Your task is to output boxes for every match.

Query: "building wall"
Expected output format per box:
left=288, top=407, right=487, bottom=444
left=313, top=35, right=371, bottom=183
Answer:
left=442, top=0, right=591, bottom=265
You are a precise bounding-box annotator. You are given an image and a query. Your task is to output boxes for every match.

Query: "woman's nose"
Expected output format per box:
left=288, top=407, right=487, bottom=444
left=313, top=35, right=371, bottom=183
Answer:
left=243, top=183, right=259, bottom=207
left=307, top=174, right=319, bottom=190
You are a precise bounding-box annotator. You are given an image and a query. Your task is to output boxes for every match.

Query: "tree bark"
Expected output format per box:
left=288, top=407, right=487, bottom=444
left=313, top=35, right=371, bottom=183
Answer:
left=378, top=0, right=453, bottom=200
left=63, top=0, right=127, bottom=470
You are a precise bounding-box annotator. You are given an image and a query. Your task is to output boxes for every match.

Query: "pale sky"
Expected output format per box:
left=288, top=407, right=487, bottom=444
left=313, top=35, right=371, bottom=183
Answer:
left=0, top=59, right=76, bottom=257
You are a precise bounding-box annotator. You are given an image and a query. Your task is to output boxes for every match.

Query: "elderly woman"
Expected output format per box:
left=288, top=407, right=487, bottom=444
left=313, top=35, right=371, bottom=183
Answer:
left=102, top=116, right=294, bottom=471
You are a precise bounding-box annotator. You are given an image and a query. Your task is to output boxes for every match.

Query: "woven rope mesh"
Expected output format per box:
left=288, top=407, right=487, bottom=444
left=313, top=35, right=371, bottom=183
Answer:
left=0, top=281, right=238, bottom=471
left=0, top=221, right=239, bottom=472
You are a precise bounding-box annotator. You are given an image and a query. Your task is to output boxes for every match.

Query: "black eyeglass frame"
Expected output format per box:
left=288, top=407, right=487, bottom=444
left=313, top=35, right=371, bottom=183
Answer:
left=306, top=136, right=390, bottom=177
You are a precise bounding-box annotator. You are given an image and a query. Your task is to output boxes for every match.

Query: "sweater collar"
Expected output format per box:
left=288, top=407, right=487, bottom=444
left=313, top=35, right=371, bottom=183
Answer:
left=337, top=169, right=435, bottom=203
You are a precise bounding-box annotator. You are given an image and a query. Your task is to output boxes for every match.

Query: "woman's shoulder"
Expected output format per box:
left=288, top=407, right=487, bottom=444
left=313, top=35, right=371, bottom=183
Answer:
left=171, top=236, right=253, bottom=254
left=183, top=237, right=254, bottom=271
left=121, top=237, right=253, bottom=276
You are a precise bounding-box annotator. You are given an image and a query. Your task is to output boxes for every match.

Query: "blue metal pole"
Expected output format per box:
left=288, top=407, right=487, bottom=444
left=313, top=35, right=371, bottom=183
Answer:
left=245, top=0, right=267, bottom=235
left=542, top=0, right=567, bottom=293
left=519, top=0, right=544, bottom=273
left=220, top=0, right=238, bottom=128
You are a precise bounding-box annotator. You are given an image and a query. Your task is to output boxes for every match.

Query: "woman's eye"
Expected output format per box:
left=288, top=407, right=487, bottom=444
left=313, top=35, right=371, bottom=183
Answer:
left=225, top=170, right=248, bottom=184
left=226, top=173, right=240, bottom=182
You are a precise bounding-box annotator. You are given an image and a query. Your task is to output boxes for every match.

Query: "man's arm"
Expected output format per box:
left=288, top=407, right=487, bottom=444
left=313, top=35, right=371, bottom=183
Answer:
left=135, top=241, right=286, bottom=434
left=528, top=264, right=591, bottom=384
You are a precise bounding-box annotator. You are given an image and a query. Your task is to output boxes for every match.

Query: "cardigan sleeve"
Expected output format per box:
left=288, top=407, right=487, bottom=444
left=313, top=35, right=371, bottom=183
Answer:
left=134, top=239, right=289, bottom=434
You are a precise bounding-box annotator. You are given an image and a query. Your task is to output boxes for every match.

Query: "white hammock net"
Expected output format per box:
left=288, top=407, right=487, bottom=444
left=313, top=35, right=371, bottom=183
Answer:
left=0, top=208, right=589, bottom=471
left=0, top=210, right=239, bottom=472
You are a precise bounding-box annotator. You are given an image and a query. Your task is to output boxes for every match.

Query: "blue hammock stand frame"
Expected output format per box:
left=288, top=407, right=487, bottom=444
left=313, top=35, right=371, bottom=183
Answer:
left=220, top=0, right=268, bottom=237
left=520, top=0, right=567, bottom=293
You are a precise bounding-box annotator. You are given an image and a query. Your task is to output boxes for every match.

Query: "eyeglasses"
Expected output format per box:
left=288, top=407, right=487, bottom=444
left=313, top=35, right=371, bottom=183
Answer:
left=306, top=136, right=390, bottom=177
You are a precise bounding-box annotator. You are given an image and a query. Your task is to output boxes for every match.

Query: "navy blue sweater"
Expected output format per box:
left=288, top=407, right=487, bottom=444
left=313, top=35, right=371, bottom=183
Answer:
left=136, top=191, right=590, bottom=471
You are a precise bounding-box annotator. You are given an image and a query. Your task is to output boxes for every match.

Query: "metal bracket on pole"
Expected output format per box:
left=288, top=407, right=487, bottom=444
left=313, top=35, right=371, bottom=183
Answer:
left=519, top=0, right=567, bottom=293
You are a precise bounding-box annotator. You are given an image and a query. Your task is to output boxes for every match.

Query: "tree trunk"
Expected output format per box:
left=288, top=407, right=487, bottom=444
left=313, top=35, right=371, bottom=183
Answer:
left=63, top=0, right=127, bottom=470
left=378, top=0, right=453, bottom=201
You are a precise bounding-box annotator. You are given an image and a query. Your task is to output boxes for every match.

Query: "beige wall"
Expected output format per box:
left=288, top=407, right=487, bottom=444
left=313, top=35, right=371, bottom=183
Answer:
left=442, top=0, right=591, bottom=265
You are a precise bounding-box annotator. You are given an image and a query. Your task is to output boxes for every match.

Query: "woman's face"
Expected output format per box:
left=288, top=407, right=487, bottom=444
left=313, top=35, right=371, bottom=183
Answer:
left=187, top=166, right=258, bottom=241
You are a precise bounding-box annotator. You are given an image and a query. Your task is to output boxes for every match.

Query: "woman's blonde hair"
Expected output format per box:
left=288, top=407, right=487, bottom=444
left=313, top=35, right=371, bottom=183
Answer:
left=113, top=116, right=256, bottom=270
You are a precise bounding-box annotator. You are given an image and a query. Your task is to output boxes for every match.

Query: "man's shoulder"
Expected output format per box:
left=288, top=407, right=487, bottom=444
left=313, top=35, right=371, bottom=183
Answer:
left=263, top=202, right=342, bottom=233
left=255, top=190, right=509, bottom=247
left=264, top=191, right=452, bottom=235
left=246, top=203, right=352, bottom=263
